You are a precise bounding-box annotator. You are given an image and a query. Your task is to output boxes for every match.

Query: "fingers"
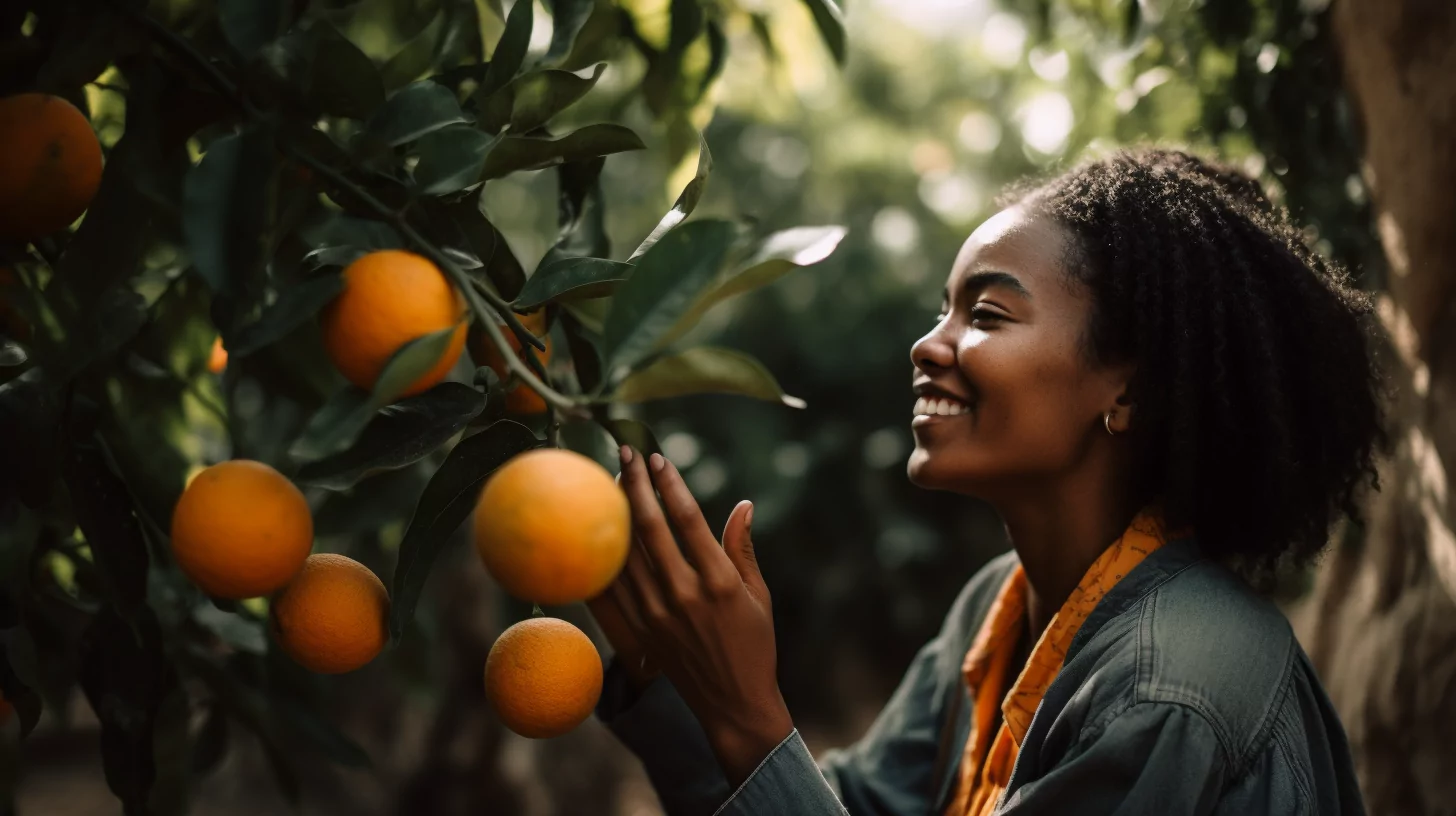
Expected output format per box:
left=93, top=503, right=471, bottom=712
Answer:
left=618, top=446, right=695, bottom=587
left=722, top=500, right=768, bottom=599
left=645, top=453, right=739, bottom=589
left=620, top=531, right=673, bottom=634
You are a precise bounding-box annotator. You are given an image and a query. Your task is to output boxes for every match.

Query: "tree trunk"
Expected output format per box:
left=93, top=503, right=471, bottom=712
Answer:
left=1295, top=2, right=1456, bottom=814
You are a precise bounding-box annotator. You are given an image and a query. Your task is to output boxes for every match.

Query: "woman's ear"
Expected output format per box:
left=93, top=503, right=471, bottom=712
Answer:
left=1104, top=364, right=1136, bottom=433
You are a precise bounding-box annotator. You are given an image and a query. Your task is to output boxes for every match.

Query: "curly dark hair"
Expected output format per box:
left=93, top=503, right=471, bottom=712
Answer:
left=1005, top=147, right=1387, bottom=576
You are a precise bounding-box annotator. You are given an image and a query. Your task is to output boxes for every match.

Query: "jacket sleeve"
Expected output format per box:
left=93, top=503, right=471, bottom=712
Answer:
left=998, top=702, right=1228, bottom=815
left=596, top=563, right=997, bottom=816
left=814, top=592, right=973, bottom=815
left=595, top=659, right=731, bottom=816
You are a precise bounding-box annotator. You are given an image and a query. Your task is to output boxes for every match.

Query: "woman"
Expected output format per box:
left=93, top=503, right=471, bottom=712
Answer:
left=587, top=149, right=1383, bottom=815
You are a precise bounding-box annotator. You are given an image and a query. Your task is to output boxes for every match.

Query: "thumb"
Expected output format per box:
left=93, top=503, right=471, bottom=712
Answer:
left=722, top=500, right=765, bottom=593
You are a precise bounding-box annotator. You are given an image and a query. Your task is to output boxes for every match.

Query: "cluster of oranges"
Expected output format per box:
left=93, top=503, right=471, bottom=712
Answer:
left=475, top=449, right=632, bottom=738
left=171, top=460, right=389, bottom=674
left=1, top=90, right=624, bottom=741
left=170, top=447, right=632, bottom=739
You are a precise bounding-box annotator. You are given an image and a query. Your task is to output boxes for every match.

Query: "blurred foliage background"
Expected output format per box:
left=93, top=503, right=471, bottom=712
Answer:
left=5, top=0, right=1413, bottom=813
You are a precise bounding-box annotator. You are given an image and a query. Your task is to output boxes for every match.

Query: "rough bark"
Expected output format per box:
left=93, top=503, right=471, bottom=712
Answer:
left=1294, top=2, right=1456, bottom=814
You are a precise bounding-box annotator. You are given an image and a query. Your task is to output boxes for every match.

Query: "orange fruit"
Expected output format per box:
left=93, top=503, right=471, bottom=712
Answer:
left=319, top=250, right=467, bottom=398
left=470, top=310, right=551, bottom=414
left=474, top=449, right=630, bottom=605
left=485, top=617, right=603, bottom=738
left=207, top=336, right=228, bottom=374
left=0, top=93, right=104, bottom=241
left=170, top=460, right=313, bottom=599
left=271, top=553, right=388, bottom=674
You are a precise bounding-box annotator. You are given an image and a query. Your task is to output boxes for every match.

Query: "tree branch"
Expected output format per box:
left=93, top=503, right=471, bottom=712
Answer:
left=115, top=1, right=585, bottom=419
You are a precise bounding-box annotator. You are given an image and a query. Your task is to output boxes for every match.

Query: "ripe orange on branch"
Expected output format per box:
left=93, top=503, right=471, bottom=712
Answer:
left=207, top=336, right=228, bottom=374
left=272, top=553, right=389, bottom=674
left=470, top=309, right=552, bottom=415
left=320, top=250, right=467, bottom=398
left=474, top=449, right=630, bottom=605
left=170, top=460, right=313, bottom=599
left=0, top=93, right=104, bottom=241
left=485, top=617, right=603, bottom=739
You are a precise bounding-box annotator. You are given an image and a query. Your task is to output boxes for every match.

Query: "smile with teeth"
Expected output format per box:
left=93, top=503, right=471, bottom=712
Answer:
left=914, top=396, right=972, bottom=417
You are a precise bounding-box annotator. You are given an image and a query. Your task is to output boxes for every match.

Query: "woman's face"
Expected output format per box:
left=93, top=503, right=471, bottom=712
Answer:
left=907, top=206, right=1133, bottom=497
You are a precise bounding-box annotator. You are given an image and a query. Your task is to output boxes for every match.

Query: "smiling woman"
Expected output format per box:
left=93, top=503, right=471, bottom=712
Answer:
left=587, top=148, right=1384, bottom=816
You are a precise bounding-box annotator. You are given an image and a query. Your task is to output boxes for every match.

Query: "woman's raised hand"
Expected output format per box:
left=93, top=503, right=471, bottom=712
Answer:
left=594, top=445, right=794, bottom=787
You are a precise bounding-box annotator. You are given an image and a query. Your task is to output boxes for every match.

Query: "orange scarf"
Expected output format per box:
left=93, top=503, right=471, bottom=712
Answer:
left=943, top=511, right=1171, bottom=816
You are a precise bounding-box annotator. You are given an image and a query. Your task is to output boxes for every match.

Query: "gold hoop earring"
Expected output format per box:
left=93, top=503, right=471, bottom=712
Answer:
left=1104, top=412, right=1118, bottom=436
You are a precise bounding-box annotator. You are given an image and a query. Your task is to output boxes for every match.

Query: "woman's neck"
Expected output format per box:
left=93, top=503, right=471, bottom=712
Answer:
left=994, top=469, right=1140, bottom=638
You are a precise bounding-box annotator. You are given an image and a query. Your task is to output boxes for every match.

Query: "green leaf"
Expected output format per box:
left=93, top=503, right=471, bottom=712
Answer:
left=219, top=0, right=286, bottom=58
left=539, top=157, right=608, bottom=267
left=311, top=24, right=387, bottom=118
left=599, top=417, right=662, bottom=459
left=0, top=339, right=27, bottom=367
left=0, top=641, right=45, bottom=738
left=649, top=225, right=846, bottom=354
left=299, top=214, right=405, bottom=262
left=274, top=697, right=373, bottom=768
left=610, top=346, right=805, bottom=407
left=627, top=131, right=712, bottom=261
left=290, top=327, right=463, bottom=462
left=514, top=257, right=631, bottom=309
left=800, top=0, right=846, bottom=65
left=601, top=219, right=737, bottom=377
left=192, top=604, right=267, bottom=654
left=419, top=195, right=525, bottom=299
left=180, top=651, right=300, bottom=806
left=372, top=325, right=462, bottom=402
left=183, top=126, right=275, bottom=295
left=33, top=8, right=136, bottom=94
left=190, top=705, right=230, bottom=779
left=412, top=125, right=497, bottom=195
left=478, top=0, right=534, bottom=98
left=364, top=81, right=471, bottom=147
left=482, top=64, right=606, bottom=134
left=558, top=307, right=603, bottom=393
left=0, top=369, right=59, bottom=509
left=544, top=0, right=596, bottom=64
left=297, top=382, right=485, bottom=490
left=78, top=610, right=177, bottom=815
left=290, top=388, right=374, bottom=462
left=701, top=19, right=728, bottom=98
left=61, top=425, right=150, bottom=623
left=555, top=0, right=619, bottom=71
left=640, top=0, right=704, bottom=115
left=389, top=420, right=541, bottom=640
left=481, top=124, right=645, bottom=179
left=379, top=8, right=447, bottom=90
left=69, top=288, right=150, bottom=380
left=228, top=275, right=345, bottom=358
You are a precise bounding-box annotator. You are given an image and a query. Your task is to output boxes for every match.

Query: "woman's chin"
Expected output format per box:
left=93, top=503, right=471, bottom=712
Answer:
left=906, top=448, right=947, bottom=489
left=907, top=447, right=996, bottom=496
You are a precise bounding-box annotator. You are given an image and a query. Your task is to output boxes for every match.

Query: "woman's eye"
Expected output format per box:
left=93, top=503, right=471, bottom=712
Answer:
left=970, top=307, right=1005, bottom=324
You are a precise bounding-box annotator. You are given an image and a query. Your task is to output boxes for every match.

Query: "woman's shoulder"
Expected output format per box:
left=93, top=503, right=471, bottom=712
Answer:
left=1081, top=552, right=1311, bottom=766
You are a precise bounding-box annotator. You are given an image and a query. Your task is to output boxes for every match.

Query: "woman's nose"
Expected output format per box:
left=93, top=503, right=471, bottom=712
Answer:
left=911, top=322, right=956, bottom=373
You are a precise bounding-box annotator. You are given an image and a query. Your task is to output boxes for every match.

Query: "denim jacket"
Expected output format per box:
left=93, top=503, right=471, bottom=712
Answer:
left=595, top=538, right=1366, bottom=815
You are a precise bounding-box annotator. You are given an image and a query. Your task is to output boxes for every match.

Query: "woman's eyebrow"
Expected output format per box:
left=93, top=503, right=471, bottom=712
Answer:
left=962, top=269, right=1032, bottom=299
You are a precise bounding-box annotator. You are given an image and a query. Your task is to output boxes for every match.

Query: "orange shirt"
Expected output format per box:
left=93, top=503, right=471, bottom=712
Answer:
left=943, top=512, right=1170, bottom=816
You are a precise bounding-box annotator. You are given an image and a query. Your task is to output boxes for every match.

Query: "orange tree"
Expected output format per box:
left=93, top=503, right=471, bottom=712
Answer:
left=0, top=0, right=846, bottom=811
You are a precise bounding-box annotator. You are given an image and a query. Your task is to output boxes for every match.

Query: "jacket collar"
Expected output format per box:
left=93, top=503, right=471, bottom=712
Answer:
left=1062, top=535, right=1206, bottom=665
